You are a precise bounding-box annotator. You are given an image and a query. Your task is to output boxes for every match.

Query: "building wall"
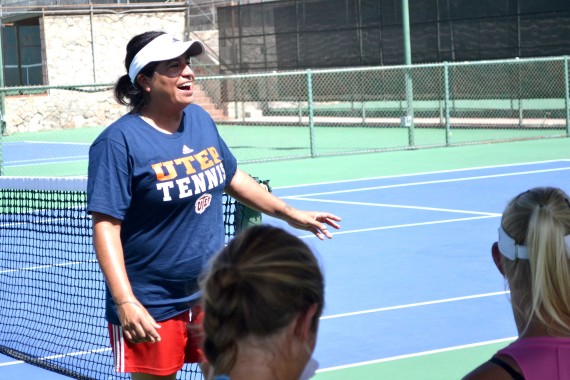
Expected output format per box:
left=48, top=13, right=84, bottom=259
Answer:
left=4, top=10, right=218, bottom=135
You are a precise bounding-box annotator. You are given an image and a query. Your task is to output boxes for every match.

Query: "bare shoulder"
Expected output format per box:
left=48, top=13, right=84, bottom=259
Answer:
left=462, top=355, right=521, bottom=380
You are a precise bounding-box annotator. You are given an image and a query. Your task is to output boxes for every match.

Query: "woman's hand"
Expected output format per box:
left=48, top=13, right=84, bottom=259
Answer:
left=226, top=169, right=342, bottom=240
left=92, top=213, right=161, bottom=344
left=280, top=207, right=342, bottom=240
left=116, top=300, right=162, bottom=344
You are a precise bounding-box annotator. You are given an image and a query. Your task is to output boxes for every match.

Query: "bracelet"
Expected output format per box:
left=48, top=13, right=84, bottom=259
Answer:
left=115, top=300, right=140, bottom=307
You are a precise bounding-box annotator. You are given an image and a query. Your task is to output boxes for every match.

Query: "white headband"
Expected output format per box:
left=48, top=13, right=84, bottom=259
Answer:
left=498, top=226, right=570, bottom=260
left=128, top=34, right=204, bottom=84
left=498, top=226, right=529, bottom=260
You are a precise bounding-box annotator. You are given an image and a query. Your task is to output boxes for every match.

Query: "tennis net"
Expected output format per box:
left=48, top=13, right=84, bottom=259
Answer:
left=0, top=176, right=245, bottom=380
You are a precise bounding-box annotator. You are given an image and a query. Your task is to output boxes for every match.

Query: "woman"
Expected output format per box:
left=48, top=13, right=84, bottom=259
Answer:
left=87, top=31, right=341, bottom=380
left=463, top=187, right=570, bottom=380
left=200, top=225, right=324, bottom=380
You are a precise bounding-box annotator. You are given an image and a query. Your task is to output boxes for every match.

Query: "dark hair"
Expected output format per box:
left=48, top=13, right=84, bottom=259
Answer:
left=113, top=31, right=164, bottom=113
left=200, top=225, right=325, bottom=377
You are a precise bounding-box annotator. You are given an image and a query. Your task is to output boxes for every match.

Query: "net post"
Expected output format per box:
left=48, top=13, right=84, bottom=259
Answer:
left=234, top=176, right=271, bottom=234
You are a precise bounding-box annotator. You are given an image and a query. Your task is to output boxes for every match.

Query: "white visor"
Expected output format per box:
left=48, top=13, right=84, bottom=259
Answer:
left=498, top=226, right=570, bottom=260
left=128, top=34, right=204, bottom=84
left=497, top=226, right=529, bottom=260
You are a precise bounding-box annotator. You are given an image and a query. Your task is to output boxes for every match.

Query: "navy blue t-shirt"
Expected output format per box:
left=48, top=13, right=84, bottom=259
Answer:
left=87, top=104, right=237, bottom=324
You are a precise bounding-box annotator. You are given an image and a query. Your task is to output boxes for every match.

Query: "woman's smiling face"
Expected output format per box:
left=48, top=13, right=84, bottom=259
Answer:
left=144, top=54, right=196, bottom=110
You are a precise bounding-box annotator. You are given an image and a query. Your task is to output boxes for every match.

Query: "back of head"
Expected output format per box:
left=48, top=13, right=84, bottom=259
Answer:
left=200, top=225, right=325, bottom=376
left=501, top=187, right=570, bottom=334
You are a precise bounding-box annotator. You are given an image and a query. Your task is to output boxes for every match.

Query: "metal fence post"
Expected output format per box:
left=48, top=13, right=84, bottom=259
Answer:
left=444, top=62, right=451, bottom=145
left=0, top=23, right=5, bottom=175
left=360, top=71, right=366, bottom=125
left=89, top=1, right=97, bottom=83
left=404, top=67, right=415, bottom=147
left=307, top=69, right=316, bottom=157
left=564, top=55, right=570, bottom=137
left=517, top=58, right=523, bottom=127
left=402, top=0, right=415, bottom=147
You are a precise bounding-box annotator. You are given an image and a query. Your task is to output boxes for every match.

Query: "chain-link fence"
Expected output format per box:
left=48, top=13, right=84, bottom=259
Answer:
left=203, top=55, right=570, bottom=161
left=1, top=55, right=569, bottom=174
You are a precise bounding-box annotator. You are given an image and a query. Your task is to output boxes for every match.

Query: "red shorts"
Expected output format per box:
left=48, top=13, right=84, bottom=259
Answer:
left=108, top=305, right=205, bottom=376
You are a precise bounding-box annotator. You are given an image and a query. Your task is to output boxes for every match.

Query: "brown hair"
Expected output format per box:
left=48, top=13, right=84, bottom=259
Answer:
left=200, top=225, right=325, bottom=377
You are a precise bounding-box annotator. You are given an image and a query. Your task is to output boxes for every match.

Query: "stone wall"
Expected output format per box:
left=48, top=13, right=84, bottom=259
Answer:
left=6, top=88, right=120, bottom=134
left=4, top=10, right=219, bottom=135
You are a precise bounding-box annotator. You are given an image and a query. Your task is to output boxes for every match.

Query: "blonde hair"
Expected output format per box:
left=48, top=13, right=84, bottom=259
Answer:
left=199, top=225, right=324, bottom=377
left=501, top=187, right=570, bottom=334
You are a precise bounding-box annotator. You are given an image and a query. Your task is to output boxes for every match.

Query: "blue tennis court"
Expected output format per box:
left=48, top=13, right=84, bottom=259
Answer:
left=3, top=141, right=90, bottom=168
left=262, top=159, right=570, bottom=375
left=1, top=158, right=569, bottom=379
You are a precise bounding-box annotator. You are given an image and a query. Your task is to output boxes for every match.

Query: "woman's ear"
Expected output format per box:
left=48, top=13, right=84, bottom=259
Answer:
left=136, top=74, right=151, bottom=93
left=492, top=242, right=505, bottom=276
left=294, top=304, right=319, bottom=342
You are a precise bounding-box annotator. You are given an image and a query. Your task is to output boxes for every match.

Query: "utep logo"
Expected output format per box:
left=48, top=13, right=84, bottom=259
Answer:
left=151, top=146, right=226, bottom=203
left=195, top=193, right=212, bottom=214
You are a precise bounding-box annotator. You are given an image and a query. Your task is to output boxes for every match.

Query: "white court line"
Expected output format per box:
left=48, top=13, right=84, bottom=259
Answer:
left=290, top=162, right=556, bottom=372
left=4, top=141, right=91, bottom=146
left=271, top=159, right=570, bottom=190
left=280, top=166, right=570, bottom=198
left=0, top=260, right=97, bottom=274
left=297, top=214, right=499, bottom=239
left=321, top=290, right=510, bottom=320
left=289, top=197, right=500, bottom=216
left=0, top=347, right=110, bottom=367
left=316, top=336, right=517, bottom=372
left=6, top=155, right=88, bottom=166
left=0, top=360, right=24, bottom=367
left=1, top=215, right=89, bottom=229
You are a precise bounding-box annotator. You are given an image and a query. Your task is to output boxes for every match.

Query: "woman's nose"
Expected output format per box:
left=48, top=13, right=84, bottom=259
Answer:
left=182, top=64, right=194, bottom=77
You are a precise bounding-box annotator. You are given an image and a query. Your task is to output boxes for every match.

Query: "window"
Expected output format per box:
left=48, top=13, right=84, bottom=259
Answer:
left=2, top=18, right=43, bottom=87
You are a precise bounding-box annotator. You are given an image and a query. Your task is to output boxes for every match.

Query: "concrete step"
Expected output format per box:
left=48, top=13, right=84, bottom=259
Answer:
left=192, top=84, right=227, bottom=121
